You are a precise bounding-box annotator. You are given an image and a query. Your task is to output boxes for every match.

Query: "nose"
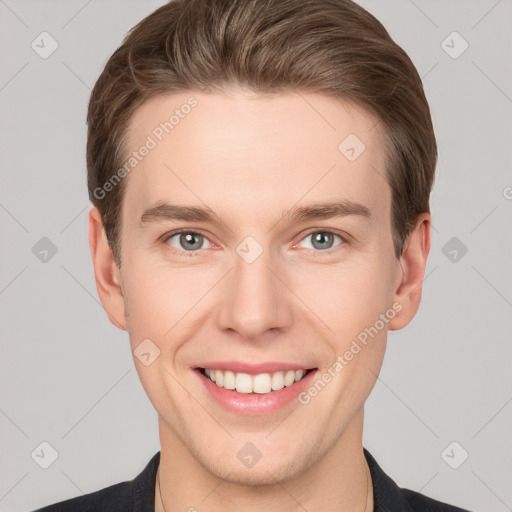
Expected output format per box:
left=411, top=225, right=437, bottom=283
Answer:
left=216, top=248, right=295, bottom=343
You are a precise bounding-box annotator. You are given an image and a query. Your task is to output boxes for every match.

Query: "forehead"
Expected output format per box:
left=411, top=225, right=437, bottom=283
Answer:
left=122, top=89, right=390, bottom=226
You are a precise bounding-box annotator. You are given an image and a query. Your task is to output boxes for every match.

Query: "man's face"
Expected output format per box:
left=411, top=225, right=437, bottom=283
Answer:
left=113, top=89, right=403, bottom=483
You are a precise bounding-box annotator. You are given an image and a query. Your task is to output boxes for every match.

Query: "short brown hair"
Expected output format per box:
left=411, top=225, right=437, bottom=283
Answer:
left=87, top=0, right=437, bottom=267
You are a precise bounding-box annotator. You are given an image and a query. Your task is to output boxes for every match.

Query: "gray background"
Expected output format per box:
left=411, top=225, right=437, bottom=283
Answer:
left=0, top=1, right=511, bottom=511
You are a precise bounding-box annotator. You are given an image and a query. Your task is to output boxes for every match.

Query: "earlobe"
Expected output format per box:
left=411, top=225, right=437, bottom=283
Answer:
left=388, top=213, right=431, bottom=331
left=88, top=207, right=127, bottom=330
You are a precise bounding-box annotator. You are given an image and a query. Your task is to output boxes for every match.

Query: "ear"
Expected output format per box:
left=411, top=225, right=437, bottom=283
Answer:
left=88, top=206, right=127, bottom=330
left=388, top=213, right=431, bottom=331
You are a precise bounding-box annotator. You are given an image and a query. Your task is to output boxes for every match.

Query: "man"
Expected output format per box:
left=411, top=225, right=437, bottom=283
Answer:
left=34, top=0, right=472, bottom=510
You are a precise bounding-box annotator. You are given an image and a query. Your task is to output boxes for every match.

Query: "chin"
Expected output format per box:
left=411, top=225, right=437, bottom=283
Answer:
left=196, top=446, right=319, bottom=487
left=208, top=462, right=297, bottom=487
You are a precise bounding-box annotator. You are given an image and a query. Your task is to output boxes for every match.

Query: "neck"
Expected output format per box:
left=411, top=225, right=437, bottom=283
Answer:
left=155, top=408, right=373, bottom=512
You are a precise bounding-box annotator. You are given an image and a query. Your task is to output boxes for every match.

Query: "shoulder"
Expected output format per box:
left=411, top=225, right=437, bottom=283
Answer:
left=31, top=452, right=160, bottom=512
left=401, top=488, right=472, bottom=511
left=32, top=481, right=132, bottom=512
left=363, top=448, right=473, bottom=512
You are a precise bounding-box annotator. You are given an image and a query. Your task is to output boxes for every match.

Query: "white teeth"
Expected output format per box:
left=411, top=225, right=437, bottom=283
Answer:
left=235, top=373, right=253, bottom=393
left=253, top=373, right=272, bottom=394
left=202, top=368, right=308, bottom=394
left=284, top=370, right=295, bottom=387
left=214, top=370, right=224, bottom=387
left=223, top=370, right=236, bottom=390
left=271, top=371, right=284, bottom=391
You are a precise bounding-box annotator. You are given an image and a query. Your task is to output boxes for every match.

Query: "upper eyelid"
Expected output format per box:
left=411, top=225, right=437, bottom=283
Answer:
left=162, top=228, right=210, bottom=240
left=163, top=229, right=213, bottom=245
left=299, top=228, right=344, bottom=238
left=295, top=228, right=346, bottom=243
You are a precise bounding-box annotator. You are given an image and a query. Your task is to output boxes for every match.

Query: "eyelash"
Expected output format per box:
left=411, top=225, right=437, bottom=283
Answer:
left=161, top=228, right=347, bottom=258
left=161, top=229, right=213, bottom=258
left=292, top=229, right=345, bottom=255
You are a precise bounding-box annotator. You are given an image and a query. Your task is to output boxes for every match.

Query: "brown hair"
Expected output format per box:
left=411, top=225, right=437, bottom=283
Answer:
left=87, top=0, right=437, bottom=267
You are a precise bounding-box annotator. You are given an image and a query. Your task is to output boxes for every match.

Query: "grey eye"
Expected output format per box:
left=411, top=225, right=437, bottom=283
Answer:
left=167, top=232, right=211, bottom=251
left=301, top=232, right=342, bottom=251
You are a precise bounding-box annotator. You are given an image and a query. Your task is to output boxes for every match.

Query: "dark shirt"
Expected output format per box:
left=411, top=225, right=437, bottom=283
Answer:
left=33, top=448, right=472, bottom=511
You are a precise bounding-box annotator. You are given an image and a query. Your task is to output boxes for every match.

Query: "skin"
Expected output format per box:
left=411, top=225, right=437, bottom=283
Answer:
left=89, top=88, right=430, bottom=512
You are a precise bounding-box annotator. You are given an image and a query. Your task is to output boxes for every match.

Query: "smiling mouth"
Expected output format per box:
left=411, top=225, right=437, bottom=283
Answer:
left=198, top=367, right=315, bottom=394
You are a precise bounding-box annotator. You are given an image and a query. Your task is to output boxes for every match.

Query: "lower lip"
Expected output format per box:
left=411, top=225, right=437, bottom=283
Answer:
left=196, top=369, right=317, bottom=415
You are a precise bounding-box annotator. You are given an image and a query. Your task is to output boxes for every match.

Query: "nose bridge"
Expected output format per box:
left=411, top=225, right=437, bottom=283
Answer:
left=216, top=244, right=293, bottom=340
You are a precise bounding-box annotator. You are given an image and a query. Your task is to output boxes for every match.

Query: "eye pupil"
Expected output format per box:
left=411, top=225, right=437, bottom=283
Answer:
left=180, top=232, right=203, bottom=250
left=311, top=232, right=334, bottom=250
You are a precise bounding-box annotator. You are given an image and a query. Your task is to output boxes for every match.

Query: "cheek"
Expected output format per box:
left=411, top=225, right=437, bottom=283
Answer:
left=121, top=258, right=216, bottom=345
left=293, top=256, right=395, bottom=339
left=122, top=274, right=169, bottom=340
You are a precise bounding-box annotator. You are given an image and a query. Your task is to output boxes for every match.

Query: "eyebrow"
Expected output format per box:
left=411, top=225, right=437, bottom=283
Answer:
left=280, top=200, right=371, bottom=224
left=139, top=199, right=371, bottom=227
left=140, top=202, right=217, bottom=226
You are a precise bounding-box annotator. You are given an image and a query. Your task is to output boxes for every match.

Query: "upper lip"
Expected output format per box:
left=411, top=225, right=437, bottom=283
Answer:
left=195, top=361, right=315, bottom=374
